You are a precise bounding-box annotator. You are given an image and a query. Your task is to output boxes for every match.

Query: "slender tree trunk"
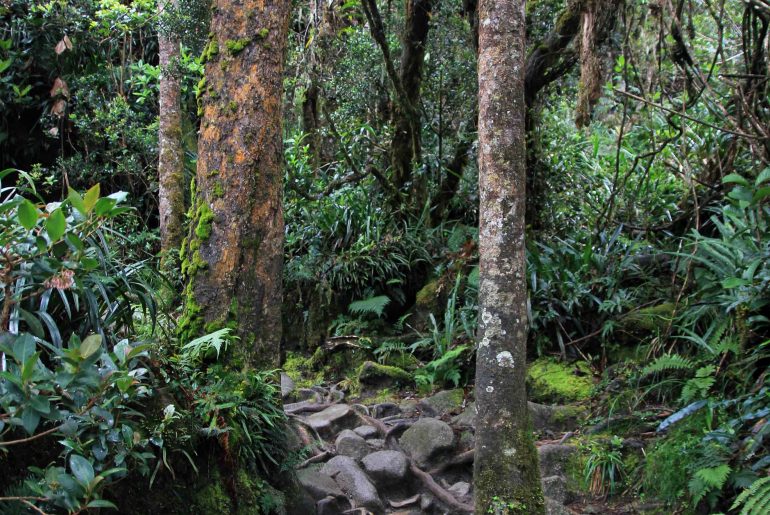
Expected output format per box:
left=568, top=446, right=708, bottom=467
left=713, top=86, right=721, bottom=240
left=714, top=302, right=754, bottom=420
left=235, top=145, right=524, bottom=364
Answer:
left=158, top=0, right=186, bottom=255
left=474, top=0, right=544, bottom=512
left=179, top=0, right=290, bottom=369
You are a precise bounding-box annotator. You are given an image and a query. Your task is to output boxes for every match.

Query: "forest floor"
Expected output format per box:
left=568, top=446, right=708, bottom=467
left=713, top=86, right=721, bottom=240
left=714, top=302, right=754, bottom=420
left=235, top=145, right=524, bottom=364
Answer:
left=282, top=353, right=667, bottom=515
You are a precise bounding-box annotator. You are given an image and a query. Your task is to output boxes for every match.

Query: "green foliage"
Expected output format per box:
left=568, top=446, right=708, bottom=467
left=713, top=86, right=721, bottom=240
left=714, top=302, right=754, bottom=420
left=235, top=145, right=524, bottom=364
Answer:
left=348, top=295, right=390, bottom=317
left=0, top=177, right=157, bottom=512
left=414, top=345, right=469, bottom=390
left=582, top=436, right=625, bottom=498
left=732, top=476, right=770, bottom=515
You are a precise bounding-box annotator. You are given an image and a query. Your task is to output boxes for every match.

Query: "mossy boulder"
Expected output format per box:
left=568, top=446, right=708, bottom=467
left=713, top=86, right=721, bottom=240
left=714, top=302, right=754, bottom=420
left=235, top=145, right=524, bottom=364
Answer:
left=527, top=358, right=593, bottom=404
left=357, top=361, right=412, bottom=391
left=418, top=388, right=465, bottom=417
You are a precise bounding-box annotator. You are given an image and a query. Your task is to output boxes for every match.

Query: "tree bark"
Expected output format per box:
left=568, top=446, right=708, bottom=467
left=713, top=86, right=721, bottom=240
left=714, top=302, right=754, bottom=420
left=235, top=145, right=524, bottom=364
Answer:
left=158, top=0, right=186, bottom=255
left=179, top=0, right=290, bottom=369
left=474, top=0, right=544, bottom=512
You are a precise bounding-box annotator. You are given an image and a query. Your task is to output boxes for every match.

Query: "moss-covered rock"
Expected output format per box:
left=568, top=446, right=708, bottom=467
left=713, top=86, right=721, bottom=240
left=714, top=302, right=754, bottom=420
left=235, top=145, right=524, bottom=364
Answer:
left=357, top=361, right=412, bottom=389
left=527, top=358, right=593, bottom=404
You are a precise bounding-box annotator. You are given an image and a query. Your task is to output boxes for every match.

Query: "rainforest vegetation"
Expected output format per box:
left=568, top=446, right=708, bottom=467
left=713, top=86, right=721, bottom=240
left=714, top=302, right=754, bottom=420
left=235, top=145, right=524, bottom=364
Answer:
left=1, top=0, right=769, bottom=514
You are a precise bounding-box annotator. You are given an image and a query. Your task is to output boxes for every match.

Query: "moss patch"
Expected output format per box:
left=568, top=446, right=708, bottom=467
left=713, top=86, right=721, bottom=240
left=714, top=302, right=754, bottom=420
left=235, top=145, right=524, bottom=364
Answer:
left=619, top=302, right=675, bottom=333
left=282, top=351, right=324, bottom=389
left=225, top=38, right=251, bottom=55
left=527, top=358, right=593, bottom=403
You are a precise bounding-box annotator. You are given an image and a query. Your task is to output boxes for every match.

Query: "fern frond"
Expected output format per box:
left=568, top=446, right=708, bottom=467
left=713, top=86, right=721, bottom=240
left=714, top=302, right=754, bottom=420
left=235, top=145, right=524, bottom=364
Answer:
left=732, top=476, right=770, bottom=515
left=349, top=295, right=390, bottom=317
left=642, top=354, right=694, bottom=376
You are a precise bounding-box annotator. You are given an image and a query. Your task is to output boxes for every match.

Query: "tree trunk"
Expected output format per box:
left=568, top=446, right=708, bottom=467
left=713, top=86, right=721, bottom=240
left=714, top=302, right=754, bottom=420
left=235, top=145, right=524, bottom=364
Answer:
left=158, top=0, right=186, bottom=255
left=179, top=0, right=290, bottom=369
left=474, top=0, right=544, bottom=512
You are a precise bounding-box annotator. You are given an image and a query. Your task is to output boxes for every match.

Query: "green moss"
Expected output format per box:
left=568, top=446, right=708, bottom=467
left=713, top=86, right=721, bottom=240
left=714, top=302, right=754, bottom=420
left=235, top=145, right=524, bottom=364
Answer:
left=225, top=38, right=251, bottom=55
left=194, top=203, right=215, bottom=240
left=527, top=358, right=593, bottom=403
left=475, top=426, right=545, bottom=514
left=227, top=101, right=238, bottom=113
left=415, top=279, right=439, bottom=307
left=256, top=28, right=269, bottom=39
left=201, top=38, right=219, bottom=63
left=213, top=181, right=224, bottom=199
left=357, top=361, right=412, bottom=383
left=620, top=302, right=675, bottom=332
left=283, top=351, right=324, bottom=389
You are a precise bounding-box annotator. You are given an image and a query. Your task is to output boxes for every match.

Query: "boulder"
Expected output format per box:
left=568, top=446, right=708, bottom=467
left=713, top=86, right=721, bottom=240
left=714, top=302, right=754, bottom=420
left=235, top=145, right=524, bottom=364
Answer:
left=280, top=372, right=295, bottom=399
left=447, top=481, right=471, bottom=501
left=361, top=450, right=409, bottom=486
left=419, top=389, right=465, bottom=417
left=529, top=402, right=587, bottom=434
left=372, top=402, right=401, bottom=419
left=541, top=475, right=572, bottom=504
left=399, top=418, right=455, bottom=468
left=321, top=456, right=384, bottom=513
left=358, top=361, right=412, bottom=392
left=451, top=401, right=476, bottom=427
left=367, top=438, right=386, bottom=450
left=545, top=497, right=576, bottom=515
left=353, top=425, right=379, bottom=439
left=399, top=400, right=419, bottom=417
left=306, top=404, right=357, bottom=437
left=297, top=467, right=345, bottom=500
left=335, top=429, right=369, bottom=461
left=538, top=444, right=576, bottom=478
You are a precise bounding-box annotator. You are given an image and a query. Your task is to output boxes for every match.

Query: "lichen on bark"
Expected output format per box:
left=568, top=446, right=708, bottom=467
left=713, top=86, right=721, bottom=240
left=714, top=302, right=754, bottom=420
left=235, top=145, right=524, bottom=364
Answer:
left=474, top=0, right=545, bottom=511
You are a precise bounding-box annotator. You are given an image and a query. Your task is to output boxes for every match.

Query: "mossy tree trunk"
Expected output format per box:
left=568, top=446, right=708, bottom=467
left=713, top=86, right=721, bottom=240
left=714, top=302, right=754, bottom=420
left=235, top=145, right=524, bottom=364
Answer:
left=474, top=0, right=544, bottom=512
left=158, top=0, right=186, bottom=256
left=179, top=0, right=290, bottom=369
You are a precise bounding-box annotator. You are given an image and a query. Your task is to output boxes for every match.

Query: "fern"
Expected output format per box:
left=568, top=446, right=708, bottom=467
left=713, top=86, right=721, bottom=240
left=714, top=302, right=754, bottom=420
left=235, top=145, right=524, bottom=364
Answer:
left=732, top=476, right=770, bottom=515
left=642, top=353, right=694, bottom=376
left=180, top=328, right=236, bottom=364
left=680, top=365, right=716, bottom=404
left=689, top=463, right=731, bottom=504
left=348, top=295, right=390, bottom=317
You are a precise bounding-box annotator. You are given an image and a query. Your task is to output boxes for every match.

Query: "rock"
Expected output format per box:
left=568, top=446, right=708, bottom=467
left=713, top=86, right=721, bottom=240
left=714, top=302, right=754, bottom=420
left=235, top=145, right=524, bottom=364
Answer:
left=321, top=456, right=384, bottom=513
left=361, top=450, right=409, bottom=485
left=306, top=404, right=357, bottom=437
left=420, top=493, right=434, bottom=511
left=350, top=404, right=370, bottom=416
left=451, top=401, right=476, bottom=427
left=353, top=425, right=379, bottom=439
left=367, top=438, right=385, bottom=450
left=545, top=497, right=576, bottom=515
left=297, top=467, right=345, bottom=500
left=459, top=429, right=475, bottom=450
left=529, top=402, right=587, bottom=434
left=358, top=361, right=412, bottom=391
left=399, top=400, right=419, bottom=417
left=372, top=402, right=401, bottom=419
left=447, top=481, right=471, bottom=500
left=335, top=429, right=370, bottom=461
left=399, top=418, right=455, bottom=468
left=280, top=372, right=295, bottom=399
left=541, top=475, right=572, bottom=504
left=419, top=389, right=465, bottom=417
left=538, top=444, right=576, bottom=478
left=296, top=388, right=320, bottom=402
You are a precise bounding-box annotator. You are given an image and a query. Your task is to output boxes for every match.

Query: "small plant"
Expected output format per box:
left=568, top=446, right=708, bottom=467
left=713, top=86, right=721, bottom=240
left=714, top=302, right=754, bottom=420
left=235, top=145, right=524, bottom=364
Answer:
left=583, top=435, right=626, bottom=498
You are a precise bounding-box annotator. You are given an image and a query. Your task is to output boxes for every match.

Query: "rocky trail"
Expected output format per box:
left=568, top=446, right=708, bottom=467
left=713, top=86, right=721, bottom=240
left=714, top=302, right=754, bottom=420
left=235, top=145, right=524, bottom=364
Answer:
left=280, top=372, right=627, bottom=515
